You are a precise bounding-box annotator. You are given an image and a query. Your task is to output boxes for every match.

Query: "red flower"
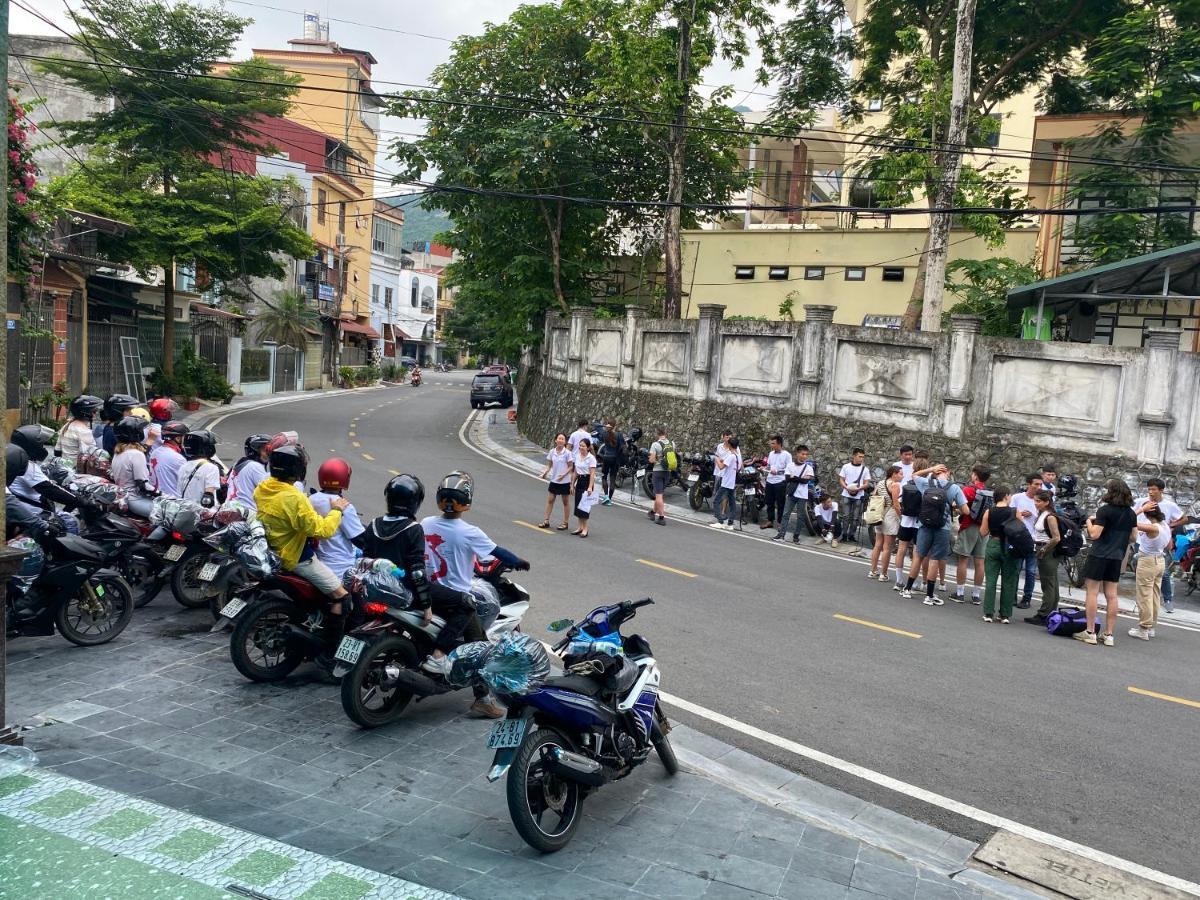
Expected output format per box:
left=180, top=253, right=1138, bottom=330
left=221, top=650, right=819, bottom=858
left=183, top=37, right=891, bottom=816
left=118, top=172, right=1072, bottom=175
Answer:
left=14, top=191, right=28, bottom=205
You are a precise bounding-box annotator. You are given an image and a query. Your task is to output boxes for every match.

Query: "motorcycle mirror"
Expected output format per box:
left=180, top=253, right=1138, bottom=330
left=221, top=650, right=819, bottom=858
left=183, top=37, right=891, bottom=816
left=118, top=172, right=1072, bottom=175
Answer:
left=547, top=618, right=575, bottom=633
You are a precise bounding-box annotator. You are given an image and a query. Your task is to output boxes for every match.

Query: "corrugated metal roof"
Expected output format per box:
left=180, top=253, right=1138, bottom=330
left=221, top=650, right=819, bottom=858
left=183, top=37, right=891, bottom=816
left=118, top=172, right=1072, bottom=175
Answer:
left=1007, top=241, right=1200, bottom=309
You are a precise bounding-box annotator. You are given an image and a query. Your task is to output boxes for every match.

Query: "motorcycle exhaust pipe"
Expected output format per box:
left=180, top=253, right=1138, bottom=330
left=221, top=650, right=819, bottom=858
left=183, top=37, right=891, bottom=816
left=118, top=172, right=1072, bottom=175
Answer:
left=543, top=746, right=610, bottom=787
left=381, top=667, right=456, bottom=697
left=282, top=624, right=327, bottom=653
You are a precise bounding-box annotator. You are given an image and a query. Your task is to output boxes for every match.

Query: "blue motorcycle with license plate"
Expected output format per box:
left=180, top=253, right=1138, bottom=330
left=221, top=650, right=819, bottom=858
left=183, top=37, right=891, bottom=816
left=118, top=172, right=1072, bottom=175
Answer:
left=484, top=598, right=677, bottom=853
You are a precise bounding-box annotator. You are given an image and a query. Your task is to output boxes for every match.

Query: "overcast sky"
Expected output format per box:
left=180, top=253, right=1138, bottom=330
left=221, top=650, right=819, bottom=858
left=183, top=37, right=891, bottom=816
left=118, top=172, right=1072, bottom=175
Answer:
left=13, top=0, right=771, bottom=188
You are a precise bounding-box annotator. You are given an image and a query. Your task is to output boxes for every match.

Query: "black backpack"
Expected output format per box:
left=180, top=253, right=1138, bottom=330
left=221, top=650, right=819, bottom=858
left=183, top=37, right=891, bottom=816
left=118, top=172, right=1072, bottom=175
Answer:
left=918, top=483, right=948, bottom=528
left=900, top=481, right=923, bottom=518
left=968, top=487, right=994, bottom=522
left=1003, top=515, right=1035, bottom=557
left=1053, top=507, right=1085, bottom=558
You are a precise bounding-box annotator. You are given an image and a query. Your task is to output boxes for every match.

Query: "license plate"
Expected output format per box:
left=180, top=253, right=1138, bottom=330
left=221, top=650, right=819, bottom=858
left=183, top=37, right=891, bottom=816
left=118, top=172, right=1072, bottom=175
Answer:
left=487, top=718, right=526, bottom=749
left=744, top=487, right=757, bottom=496
left=333, top=636, right=366, bottom=665
left=687, top=473, right=699, bottom=483
left=198, top=562, right=221, bottom=581
left=221, top=597, right=247, bottom=619
left=636, top=469, right=646, bottom=478
left=164, top=545, right=185, bottom=562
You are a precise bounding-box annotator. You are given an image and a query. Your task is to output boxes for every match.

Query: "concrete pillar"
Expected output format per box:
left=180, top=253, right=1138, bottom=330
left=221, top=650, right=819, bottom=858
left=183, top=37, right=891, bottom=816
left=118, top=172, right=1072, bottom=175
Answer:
left=797, top=304, right=835, bottom=414
left=787, top=141, right=809, bottom=225
left=621, top=305, right=645, bottom=390
left=693, top=304, right=725, bottom=401
left=943, top=314, right=982, bottom=439
left=227, top=335, right=243, bottom=392
left=567, top=307, right=592, bottom=383
left=542, top=314, right=557, bottom=376
left=1137, top=328, right=1182, bottom=463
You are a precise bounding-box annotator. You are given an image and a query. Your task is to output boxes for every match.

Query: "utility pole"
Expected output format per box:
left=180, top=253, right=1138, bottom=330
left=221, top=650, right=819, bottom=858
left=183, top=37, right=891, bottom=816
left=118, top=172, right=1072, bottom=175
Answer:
left=920, top=0, right=978, bottom=333
left=662, top=0, right=698, bottom=320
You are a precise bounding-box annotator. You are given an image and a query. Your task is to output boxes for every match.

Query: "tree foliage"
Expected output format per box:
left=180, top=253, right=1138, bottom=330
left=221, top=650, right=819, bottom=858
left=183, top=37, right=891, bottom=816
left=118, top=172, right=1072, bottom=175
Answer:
left=254, top=288, right=320, bottom=349
left=8, top=89, right=51, bottom=278
left=942, top=256, right=1037, bottom=336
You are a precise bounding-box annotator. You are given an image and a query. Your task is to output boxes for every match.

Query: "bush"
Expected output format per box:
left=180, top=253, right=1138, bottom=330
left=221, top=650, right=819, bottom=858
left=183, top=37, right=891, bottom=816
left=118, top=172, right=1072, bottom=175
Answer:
left=362, top=364, right=381, bottom=384
left=338, top=366, right=356, bottom=387
left=381, top=363, right=398, bottom=381
left=175, top=344, right=235, bottom=403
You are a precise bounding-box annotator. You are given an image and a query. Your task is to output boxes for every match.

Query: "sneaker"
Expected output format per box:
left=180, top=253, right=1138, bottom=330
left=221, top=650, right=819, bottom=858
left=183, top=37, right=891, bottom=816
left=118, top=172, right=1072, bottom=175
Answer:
left=823, top=533, right=833, bottom=544
left=878, top=573, right=889, bottom=583
left=867, top=570, right=878, bottom=579
left=468, top=699, right=505, bottom=719
left=772, top=533, right=785, bottom=542
left=1016, top=599, right=1032, bottom=609
left=792, top=535, right=800, bottom=544
left=1073, top=630, right=1098, bottom=645
left=900, top=589, right=913, bottom=599
left=830, top=539, right=839, bottom=548
left=1127, top=627, right=1151, bottom=641
left=1102, top=633, right=1115, bottom=647
left=922, top=596, right=935, bottom=606
left=1024, top=614, right=1047, bottom=626
left=647, top=510, right=655, bottom=520
left=982, top=615, right=993, bottom=623
left=602, top=495, right=613, bottom=507
left=709, top=522, right=726, bottom=530
left=1164, top=600, right=1175, bottom=614
left=892, top=582, right=903, bottom=593
left=421, top=654, right=452, bottom=676
left=1148, top=628, right=1156, bottom=638
left=952, top=592, right=966, bottom=604
left=931, top=596, right=945, bottom=606
left=1000, top=618, right=1010, bottom=624
left=971, top=594, right=982, bottom=605
left=656, top=516, right=666, bottom=526
left=938, top=582, right=947, bottom=593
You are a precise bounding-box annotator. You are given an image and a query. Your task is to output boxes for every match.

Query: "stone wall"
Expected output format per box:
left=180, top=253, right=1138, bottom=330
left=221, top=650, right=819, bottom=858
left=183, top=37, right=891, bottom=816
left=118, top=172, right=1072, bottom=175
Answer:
left=518, top=306, right=1200, bottom=509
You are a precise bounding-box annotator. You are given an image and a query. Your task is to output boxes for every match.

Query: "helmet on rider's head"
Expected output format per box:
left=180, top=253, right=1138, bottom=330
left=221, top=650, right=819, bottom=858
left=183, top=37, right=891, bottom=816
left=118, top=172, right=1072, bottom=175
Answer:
left=161, top=421, right=189, bottom=442
left=182, top=430, right=217, bottom=460
left=130, top=406, right=151, bottom=423
left=384, top=473, right=424, bottom=517
left=103, top=393, right=140, bottom=420
left=148, top=398, right=179, bottom=422
left=264, top=431, right=300, bottom=457
left=1057, top=473, right=1078, bottom=497
left=6, top=443, right=30, bottom=486
left=113, top=416, right=148, bottom=446
left=318, top=458, right=352, bottom=492
left=268, top=443, right=308, bottom=483
left=68, top=394, right=104, bottom=421
left=244, top=433, right=273, bottom=459
left=12, top=424, right=56, bottom=462
left=436, top=471, right=474, bottom=514
left=628, top=427, right=643, bottom=442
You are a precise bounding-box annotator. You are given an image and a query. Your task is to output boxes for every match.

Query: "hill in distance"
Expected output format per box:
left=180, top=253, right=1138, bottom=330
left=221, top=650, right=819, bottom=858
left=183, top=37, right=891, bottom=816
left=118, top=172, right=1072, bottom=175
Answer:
left=382, top=194, right=452, bottom=248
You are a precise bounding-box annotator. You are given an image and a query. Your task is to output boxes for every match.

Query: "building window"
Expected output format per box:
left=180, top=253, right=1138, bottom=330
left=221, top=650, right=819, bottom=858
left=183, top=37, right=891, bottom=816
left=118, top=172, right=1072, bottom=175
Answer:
left=411, top=276, right=419, bottom=307
left=768, top=266, right=789, bottom=280
left=372, top=217, right=402, bottom=258
left=882, top=266, right=905, bottom=282
left=337, top=202, right=346, bottom=235
left=867, top=98, right=883, bottom=112
left=804, top=266, right=825, bottom=280
left=371, top=284, right=380, bottom=304
left=845, top=267, right=866, bottom=281
left=734, top=266, right=755, bottom=280
left=317, top=188, right=326, bottom=225
left=384, top=287, right=393, bottom=308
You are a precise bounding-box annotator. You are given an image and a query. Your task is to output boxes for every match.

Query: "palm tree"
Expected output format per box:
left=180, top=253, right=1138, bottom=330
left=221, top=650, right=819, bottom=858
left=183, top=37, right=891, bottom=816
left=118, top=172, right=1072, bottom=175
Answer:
left=254, top=289, right=319, bottom=348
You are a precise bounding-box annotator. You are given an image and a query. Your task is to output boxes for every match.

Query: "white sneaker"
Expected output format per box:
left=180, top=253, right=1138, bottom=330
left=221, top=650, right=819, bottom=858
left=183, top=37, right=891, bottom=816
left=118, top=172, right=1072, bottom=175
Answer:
left=892, top=582, right=903, bottom=592
left=938, top=582, right=947, bottom=593
left=709, top=522, right=726, bottom=530
left=867, top=570, right=878, bottom=579
left=1148, top=628, right=1156, bottom=638
left=1127, top=627, right=1151, bottom=641
left=1000, top=618, right=1010, bottom=624
left=932, top=596, right=945, bottom=606
left=901, top=589, right=913, bottom=599
left=878, top=574, right=889, bottom=583
left=421, top=654, right=452, bottom=676
left=831, top=539, right=840, bottom=548
left=982, top=615, right=993, bottom=623
left=922, top=596, right=935, bottom=606
left=823, top=533, right=833, bottom=544
left=1102, top=633, right=1115, bottom=647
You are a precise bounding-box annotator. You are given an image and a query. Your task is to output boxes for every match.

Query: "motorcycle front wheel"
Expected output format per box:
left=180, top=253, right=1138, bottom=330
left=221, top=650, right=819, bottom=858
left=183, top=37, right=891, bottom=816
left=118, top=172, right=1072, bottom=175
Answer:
left=641, top=471, right=654, bottom=499
left=171, top=550, right=218, bottom=609
left=123, top=552, right=165, bottom=608
left=230, top=596, right=306, bottom=682
left=341, top=634, right=418, bottom=728
left=652, top=714, right=679, bottom=776
left=688, top=480, right=706, bottom=511
left=56, top=573, right=134, bottom=647
left=507, top=726, right=585, bottom=853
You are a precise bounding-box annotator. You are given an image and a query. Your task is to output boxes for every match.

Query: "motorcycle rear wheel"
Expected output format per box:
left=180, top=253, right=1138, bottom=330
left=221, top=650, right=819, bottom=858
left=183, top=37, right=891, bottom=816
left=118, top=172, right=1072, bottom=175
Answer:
left=230, top=597, right=306, bottom=682
left=56, top=574, right=134, bottom=647
left=507, top=726, right=585, bottom=853
left=341, top=634, right=418, bottom=728
left=123, top=553, right=165, bottom=608
left=641, top=471, right=654, bottom=498
left=171, top=550, right=218, bottom=609
left=688, top=480, right=706, bottom=511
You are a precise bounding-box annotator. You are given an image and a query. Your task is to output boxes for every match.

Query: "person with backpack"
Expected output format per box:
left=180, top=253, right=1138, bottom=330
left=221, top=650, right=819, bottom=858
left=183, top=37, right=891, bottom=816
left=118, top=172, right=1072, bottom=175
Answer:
left=1024, top=490, right=1062, bottom=626
left=952, top=466, right=993, bottom=605
left=838, top=448, right=872, bottom=552
left=891, top=449, right=929, bottom=592
left=709, top=436, right=742, bottom=531
left=1010, top=474, right=1044, bottom=609
left=177, top=431, right=223, bottom=507
left=1075, top=479, right=1137, bottom=646
left=979, top=487, right=1021, bottom=623
left=899, top=464, right=968, bottom=605
left=647, top=424, right=676, bottom=526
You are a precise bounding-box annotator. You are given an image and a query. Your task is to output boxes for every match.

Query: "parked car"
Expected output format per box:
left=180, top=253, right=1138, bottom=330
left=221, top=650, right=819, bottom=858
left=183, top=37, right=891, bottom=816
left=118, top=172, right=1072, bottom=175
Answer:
left=471, top=372, right=514, bottom=409
left=481, top=364, right=511, bottom=375
left=399, top=356, right=420, bottom=369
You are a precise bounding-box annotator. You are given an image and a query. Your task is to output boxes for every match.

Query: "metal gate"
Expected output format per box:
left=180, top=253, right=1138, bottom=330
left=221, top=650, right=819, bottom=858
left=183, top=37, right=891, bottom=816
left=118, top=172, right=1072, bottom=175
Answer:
left=193, top=317, right=231, bottom=377
left=88, top=321, right=140, bottom=398
left=18, top=306, right=55, bottom=420
left=67, top=320, right=84, bottom=394
left=273, top=345, right=299, bottom=393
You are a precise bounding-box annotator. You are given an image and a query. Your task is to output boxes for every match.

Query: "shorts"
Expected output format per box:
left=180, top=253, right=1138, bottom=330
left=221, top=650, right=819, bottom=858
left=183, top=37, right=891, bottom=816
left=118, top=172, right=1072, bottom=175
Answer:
left=915, top=526, right=951, bottom=561
left=291, top=556, right=343, bottom=596
left=897, top=525, right=918, bottom=543
left=882, top=509, right=900, bottom=537
left=548, top=481, right=571, bottom=496
left=1082, top=555, right=1123, bottom=584
left=652, top=470, right=669, bottom=496
left=952, top=524, right=987, bottom=559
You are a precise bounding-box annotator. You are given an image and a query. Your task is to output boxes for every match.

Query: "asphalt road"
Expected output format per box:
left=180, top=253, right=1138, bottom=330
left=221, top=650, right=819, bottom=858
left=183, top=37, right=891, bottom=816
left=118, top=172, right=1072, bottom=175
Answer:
left=210, top=374, right=1200, bottom=886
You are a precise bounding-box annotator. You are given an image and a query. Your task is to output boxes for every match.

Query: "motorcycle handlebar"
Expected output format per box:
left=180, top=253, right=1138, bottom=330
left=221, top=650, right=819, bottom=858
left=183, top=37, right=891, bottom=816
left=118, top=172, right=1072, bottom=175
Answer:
left=628, top=597, right=654, bottom=610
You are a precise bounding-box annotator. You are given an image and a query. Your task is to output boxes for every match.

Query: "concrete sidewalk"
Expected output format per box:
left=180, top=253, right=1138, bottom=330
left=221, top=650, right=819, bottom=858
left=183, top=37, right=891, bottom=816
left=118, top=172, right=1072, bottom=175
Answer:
left=470, top=409, right=1200, bottom=631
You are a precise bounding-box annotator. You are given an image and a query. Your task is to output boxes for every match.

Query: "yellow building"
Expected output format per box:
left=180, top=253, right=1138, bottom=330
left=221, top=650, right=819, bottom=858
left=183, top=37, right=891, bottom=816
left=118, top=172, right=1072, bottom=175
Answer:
left=682, top=227, right=1039, bottom=324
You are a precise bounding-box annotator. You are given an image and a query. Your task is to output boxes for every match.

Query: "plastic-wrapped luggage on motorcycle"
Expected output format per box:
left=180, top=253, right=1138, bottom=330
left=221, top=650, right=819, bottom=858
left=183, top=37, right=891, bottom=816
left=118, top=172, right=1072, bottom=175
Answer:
left=150, top=498, right=206, bottom=535
left=447, top=632, right=551, bottom=694
left=69, top=474, right=123, bottom=506
left=75, top=446, right=112, bottom=479
left=6, top=536, right=43, bottom=600
left=468, top=576, right=501, bottom=630
left=42, top=456, right=76, bottom=487
left=214, top=499, right=254, bottom=526
left=342, top=558, right=412, bottom=609
left=208, top=520, right=280, bottom=578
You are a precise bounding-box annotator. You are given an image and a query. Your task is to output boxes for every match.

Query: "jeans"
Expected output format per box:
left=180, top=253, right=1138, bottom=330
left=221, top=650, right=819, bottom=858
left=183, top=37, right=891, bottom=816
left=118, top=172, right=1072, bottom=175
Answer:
left=842, top=497, right=865, bottom=543
left=816, top=514, right=841, bottom=539
left=983, top=539, right=1019, bottom=619
left=764, top=482, right=787, bottom=525
left=1021, top=551, right=1038, bottom=602
left=777, top=495, right=807, bottom=538
left=712, top=486, right=738, bottom=524
left=1035, top=550, right=1059, bottom=617
left=600, top=458, right=620, bottom=497
left=1162, top=549, right=1174, bottom=603
left=428, top=583, right=478, bottom=653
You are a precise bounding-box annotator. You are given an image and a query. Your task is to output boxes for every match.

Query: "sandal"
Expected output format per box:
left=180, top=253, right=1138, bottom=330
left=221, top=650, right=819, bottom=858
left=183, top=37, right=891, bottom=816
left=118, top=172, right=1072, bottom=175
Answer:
left=579, top=532, right=588, bottom=538
left=571, top=529, right=583, bottom=535
left=557, top=523, right=569, bottom=531
left=538, top=521, right=551, bottom=528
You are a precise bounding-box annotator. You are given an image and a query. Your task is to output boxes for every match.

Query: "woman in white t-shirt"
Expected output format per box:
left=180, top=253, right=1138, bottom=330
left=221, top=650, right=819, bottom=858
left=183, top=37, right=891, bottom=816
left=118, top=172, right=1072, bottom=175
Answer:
left=177, top=431, right=224, bottom=507
left=1131, top=506, right=1172, bottom=640
left=57, top=395, right=103, bottom=466
left=538, top=432, right=574, bottom=530
left=571, top=438, right=598, bottom=538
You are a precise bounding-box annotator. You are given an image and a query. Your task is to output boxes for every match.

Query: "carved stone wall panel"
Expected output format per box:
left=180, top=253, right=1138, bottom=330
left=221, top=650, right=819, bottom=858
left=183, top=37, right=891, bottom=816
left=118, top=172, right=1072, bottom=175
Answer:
left=549, top=328, right=569, bottom=374
left=717, top=335, right=792, bottom=396
left=638, top=331, right=691, bottom=386
left=831, top=340, right=933, bottom=412
left=585, top=329, right=622, bottom=383
left=985, top=355, right=1123, bottom=440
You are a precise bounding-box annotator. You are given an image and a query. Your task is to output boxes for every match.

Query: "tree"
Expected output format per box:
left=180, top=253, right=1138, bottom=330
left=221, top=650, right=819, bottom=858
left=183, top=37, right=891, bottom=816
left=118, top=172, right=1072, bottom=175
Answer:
left=7, top=89, right=51, bottom=279
left=942, top=256, right=1037, bottom=336
left=1045, top=1, right=1200, bottom=267
left=253, top=288, right=320, bottom=349
left=38, top=0, right=304, bottom=373
left=765, top=0, right=1126, bottom=328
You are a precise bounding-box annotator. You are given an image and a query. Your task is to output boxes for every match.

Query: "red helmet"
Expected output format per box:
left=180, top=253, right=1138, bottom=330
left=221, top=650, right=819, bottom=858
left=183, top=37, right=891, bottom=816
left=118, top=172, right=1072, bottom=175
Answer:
left=148, top=398, right=179, bottom=422
left=318, top=457, right=352, bottom=491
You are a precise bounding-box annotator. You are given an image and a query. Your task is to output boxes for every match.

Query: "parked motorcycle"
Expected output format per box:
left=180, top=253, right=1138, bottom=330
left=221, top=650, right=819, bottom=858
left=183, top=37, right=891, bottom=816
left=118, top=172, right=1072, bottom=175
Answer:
left=613, top=427, right=643, bottom=493
left=484, top=597, right=675, bottom=852
left=337, top=559, right=531, bottom=728
left=76, top=494, right=167, bottom=608
left=686, top=452, right=716, bottom=511
left=735, top=455, right=767, bottom=527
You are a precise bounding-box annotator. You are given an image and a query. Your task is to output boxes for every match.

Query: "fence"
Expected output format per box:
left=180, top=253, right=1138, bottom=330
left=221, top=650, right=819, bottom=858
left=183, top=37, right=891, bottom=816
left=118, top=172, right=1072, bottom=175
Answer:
left=87, top=320, right=141, bottom=399
left=340, top=344, right=369, bottom=367
left=18, top=306, right=55, bottom=422
left=193, top=315, right=234, bottom=378
left=241, top=346, right=271, bottom=383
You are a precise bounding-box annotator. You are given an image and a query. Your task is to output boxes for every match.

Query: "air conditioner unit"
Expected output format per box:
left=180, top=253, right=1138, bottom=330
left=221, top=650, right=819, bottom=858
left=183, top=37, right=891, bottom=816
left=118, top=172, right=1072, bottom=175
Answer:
left=335, top=234, right=347, bottom=248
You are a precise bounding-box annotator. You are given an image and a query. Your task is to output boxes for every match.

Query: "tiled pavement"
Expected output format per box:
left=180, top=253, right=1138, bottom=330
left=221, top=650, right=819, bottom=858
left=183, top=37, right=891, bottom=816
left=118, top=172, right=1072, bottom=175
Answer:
left=7, top=598, right=1038, bottom=899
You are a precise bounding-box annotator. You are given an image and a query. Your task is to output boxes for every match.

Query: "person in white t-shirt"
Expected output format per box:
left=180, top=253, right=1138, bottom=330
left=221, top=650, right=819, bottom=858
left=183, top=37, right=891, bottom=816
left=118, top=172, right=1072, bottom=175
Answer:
left=57, top=395, right=103, bottom=465
left=814, top=495, right=841, bottom=545
left=1130, top=506, right=1173, bottom=640
left=571, top=439, right=598, bottom=538
left=709, top=437, right=741, bottom=531
left=892, top=450, right=928, bottom=590
left=309, top=458, right=365, bottom=580
left=775, top=444, right=815, bottom=543
left=149, top=422, right=189, bottom=498
left=177, top=431, right=223, bottom=507
left=838, top=448, right=871, bottom=548
left=1133, top=477, right=1185, bottom=613
left=1009, top=474, right=1043, bottom=608
left=567, top=418, right=592, bottom=454
left=538, top=432, right=574, bottom=530
left=894, top=444, right=915, bottom=483
left=763, top=435, right=791, bottom=532
left=228, top=434, right=273, bottom=511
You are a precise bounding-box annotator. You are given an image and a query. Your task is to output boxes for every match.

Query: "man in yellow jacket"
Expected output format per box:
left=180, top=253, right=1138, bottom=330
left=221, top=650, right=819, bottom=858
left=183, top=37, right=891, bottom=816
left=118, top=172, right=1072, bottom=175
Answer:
left=255, top=443, right=351, bottom=617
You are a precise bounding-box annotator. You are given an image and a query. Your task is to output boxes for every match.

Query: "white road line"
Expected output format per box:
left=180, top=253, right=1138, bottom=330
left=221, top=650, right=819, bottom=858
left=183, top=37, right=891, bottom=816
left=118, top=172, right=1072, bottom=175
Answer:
left=457, top=409, right=1200, bottom=897
left=658, top=691, right=1200, bottom=897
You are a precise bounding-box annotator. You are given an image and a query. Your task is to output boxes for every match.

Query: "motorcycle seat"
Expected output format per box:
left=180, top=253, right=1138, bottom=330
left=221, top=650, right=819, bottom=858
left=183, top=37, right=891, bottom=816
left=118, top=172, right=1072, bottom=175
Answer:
left=267, top=574, right=326, bottom=604
left=544, top=674, right=605, bottom=697
left=124, top=495, right=156, bottom=520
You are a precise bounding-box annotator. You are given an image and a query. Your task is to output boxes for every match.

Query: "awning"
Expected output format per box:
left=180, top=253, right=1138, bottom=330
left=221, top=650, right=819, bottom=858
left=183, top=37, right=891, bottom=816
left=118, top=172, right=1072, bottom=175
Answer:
left=340, top=320, right=380, bottom=339
left=192, top=302, right=245, bottom=320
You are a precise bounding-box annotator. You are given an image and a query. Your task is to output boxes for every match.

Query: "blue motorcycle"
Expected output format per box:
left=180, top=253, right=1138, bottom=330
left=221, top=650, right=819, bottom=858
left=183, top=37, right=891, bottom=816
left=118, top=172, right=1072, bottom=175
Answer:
left=483, top=598, right=677, bottom=852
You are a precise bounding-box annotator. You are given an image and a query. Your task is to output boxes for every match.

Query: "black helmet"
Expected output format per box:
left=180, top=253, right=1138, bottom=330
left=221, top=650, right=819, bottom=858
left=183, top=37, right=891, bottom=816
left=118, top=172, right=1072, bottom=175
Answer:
left=183, top=430, right=216, bottom=460
left=113, top=416, right=148, bottom=446
left=1058, top=473, right=1078, bottom=497
left=161, top=421, right=189, bottom=442
left=103, top=393, right=140, bottom=420
left=628, top=426, right=643, bottom=442
left=384, top=473, right=424, bottom=517
left=436, top=470, right=474, bottom=513
left=69, top=394, right=104, bottom=420
left=244, top=433, right=272, bottom=458
left=268, top=443, right=308, bottom=482
left=6, top=442, right=30, bottom=487
left=12, top=424, right=55, bottom=462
